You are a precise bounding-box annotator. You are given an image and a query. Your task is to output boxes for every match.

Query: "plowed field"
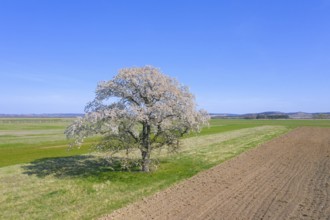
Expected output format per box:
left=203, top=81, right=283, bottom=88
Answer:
left=102, top=127, right=330, bottom=220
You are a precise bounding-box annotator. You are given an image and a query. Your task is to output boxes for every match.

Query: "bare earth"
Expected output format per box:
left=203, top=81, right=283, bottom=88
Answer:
left=102, top=127, right=330, bottom=220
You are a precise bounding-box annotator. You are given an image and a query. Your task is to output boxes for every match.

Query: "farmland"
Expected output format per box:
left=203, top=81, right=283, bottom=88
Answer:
left=1, top=118, right=330, bottom=168
left=105, top=127, right=330, bottom=220
left=0, top=118, right=91, bottom=167
left=0, top=118, right=330, bottom=219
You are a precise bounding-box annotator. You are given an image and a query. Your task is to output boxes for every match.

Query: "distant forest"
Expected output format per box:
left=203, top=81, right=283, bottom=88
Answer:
left=211, top=112, right=330, bottom=119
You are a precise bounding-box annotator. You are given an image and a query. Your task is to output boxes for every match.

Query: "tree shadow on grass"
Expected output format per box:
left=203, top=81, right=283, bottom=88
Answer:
left=22, top=155, right=141, bottom=179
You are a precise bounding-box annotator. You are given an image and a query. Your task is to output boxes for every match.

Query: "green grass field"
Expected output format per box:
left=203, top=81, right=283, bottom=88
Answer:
left=0, top=118, right=330, bottom=219
left=1, top=118, right=330, bottom=168
left=0, top=118, right=94, bottom=167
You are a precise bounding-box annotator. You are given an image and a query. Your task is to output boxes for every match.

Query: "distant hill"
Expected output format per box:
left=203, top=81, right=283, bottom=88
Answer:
left=0, top=113, right=84, bottom=118
left=211, top=112, right=330, bottom=119
left=1, top=112, right=329, bottom=119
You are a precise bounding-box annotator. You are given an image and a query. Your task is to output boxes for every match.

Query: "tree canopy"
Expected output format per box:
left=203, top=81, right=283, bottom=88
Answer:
left=65, top=66, right=209, bottom=172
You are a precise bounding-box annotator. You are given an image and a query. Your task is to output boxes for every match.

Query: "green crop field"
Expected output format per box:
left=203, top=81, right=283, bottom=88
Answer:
left=0, top=118, right=330, bottom=219
left=1, top=118, right=329, bottom=167
left=0, top=118, right=93, bottom=167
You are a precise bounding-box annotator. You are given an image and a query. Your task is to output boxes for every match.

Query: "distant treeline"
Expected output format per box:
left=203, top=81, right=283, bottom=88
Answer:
left=256, top=114, right=289, bottom=119
left=211, top=112, right=330, bottom=119
left=0, top=114, right=83, bottom=118
left=313, top=114, right=330, bottom=119
left=0, top=118, right=74, bottom=123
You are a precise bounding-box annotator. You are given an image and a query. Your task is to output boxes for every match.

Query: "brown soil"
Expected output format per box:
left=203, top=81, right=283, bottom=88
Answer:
left=101, top=127, right=330, bottom=220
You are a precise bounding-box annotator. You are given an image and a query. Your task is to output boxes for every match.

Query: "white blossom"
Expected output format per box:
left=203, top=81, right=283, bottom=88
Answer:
left=65, top=66, right=210, bottom=172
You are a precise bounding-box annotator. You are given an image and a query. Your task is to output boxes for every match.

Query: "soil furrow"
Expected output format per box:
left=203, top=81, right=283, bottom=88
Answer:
left=101, top=127, right=330, bottom=220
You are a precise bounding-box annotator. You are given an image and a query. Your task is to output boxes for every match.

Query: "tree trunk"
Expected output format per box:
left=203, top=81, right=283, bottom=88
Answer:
left=141, top=122, right=151, bottom=172
left=141, top=150, right=150, bottom=172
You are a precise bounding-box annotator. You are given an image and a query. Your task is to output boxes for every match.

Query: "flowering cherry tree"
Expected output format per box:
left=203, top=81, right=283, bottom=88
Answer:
left=65, top=66, right=209, bottom=172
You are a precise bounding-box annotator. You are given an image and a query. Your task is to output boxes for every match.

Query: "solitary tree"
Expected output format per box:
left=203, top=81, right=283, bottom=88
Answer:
left=65, top=66, right=209, bottom=172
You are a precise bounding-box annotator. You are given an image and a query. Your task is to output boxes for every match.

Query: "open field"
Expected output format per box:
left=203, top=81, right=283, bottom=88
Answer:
left=103, top=127, right=330, bottom=220
left=1, top=118, right=330, bottom=167
left=0, top=118, right=91, bottom=167
left=0, top=119, right=330, bottom=219
left=202, top=119, right=330, bottom=136
left=1, top=124, right=288, bottom=219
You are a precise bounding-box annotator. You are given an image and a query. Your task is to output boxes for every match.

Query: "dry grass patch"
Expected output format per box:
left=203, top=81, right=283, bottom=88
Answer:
left=0, top=126, right=289, bottom=219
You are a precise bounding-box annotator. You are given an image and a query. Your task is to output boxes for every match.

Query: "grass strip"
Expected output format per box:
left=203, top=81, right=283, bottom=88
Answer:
left=0, top=126, right=288, bottom=220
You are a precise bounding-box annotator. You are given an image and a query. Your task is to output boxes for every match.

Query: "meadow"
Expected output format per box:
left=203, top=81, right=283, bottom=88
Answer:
left=1, top=118, right=330, bottom=219
left=1, top=118, right=330, bottom=168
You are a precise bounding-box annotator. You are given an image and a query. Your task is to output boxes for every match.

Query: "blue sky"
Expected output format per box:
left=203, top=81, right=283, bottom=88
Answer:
left=1, top=0, right=329, bottom=114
